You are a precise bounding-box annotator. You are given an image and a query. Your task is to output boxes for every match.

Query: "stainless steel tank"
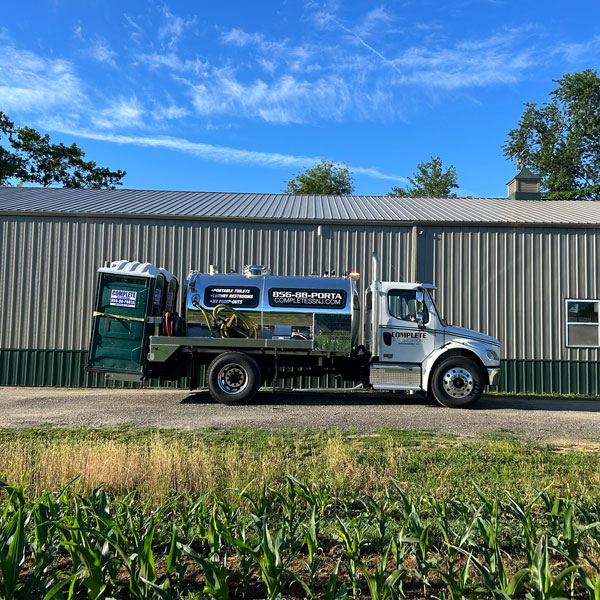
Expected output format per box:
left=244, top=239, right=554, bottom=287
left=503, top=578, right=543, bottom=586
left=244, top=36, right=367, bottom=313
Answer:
left=184, top=267, right=360, bottom=352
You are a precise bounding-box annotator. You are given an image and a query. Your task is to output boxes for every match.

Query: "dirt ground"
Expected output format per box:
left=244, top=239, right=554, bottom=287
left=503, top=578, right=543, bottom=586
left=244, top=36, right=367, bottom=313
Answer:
left=0, top=387, right=599, bottom=442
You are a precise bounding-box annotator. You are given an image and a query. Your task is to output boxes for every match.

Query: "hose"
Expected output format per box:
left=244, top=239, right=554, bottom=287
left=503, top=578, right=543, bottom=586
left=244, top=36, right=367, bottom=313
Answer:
left=164, top=312, right=173, bottom=336
left=192, top=302, right=258, bottom=339
left=213, top=304, right=259, bottom=339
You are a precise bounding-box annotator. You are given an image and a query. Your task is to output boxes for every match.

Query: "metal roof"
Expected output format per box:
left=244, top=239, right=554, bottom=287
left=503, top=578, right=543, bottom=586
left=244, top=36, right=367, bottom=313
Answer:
left=1, top=186, right=600, bottom=225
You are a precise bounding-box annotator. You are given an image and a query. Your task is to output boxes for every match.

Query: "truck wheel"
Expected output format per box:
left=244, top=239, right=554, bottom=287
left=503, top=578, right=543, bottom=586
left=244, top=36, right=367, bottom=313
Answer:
left=429, top=357, right=483, bottom=408
left=206, top=352, right=261, bottom=405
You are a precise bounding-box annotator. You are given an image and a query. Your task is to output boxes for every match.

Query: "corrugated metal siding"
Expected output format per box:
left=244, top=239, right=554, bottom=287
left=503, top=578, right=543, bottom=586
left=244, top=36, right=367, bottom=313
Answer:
left=3, top=212, right=599, bottom=388
left=428, top=226, right=600, bottom=361
left=0, top=215, right=414, bottom=350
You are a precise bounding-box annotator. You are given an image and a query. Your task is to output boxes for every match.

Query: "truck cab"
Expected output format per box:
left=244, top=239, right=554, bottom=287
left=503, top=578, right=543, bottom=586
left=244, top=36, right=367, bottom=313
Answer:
left=365, top=279, right=500, bottom=407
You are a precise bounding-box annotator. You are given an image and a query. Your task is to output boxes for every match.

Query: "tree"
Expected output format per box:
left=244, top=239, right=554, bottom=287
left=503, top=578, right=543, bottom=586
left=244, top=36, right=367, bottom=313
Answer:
left=503, top=69, right=600, bottom=200
left=0, top=111, right=126, bottom=188
left=283, top=159, right=354, bottom=194
left=388, top=156, right=458, bottom=197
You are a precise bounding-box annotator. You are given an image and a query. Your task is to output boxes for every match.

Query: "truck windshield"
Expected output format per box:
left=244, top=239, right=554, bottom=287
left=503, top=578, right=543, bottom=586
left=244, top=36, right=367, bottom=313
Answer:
left=427, top=289, right=447, bottom=327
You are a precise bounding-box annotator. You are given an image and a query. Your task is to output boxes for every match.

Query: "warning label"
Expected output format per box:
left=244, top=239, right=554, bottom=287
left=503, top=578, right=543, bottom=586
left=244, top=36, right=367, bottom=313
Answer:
left=204, top=286, right=260, bottom=308
left=110, top=290, right=137, bottom=308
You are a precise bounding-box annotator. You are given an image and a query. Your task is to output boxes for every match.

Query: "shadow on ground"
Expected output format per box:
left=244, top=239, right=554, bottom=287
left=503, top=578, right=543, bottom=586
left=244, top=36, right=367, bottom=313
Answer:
left=181, top=389, right=436, bottom=407
left=181, top=390, right=600, bottom=412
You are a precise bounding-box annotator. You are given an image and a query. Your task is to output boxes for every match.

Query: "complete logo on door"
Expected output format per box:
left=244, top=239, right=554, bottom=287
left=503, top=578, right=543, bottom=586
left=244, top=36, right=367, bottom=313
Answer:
left=392, top=331, right=427, bottom=339
left=383, top=330, right=427, bottom=346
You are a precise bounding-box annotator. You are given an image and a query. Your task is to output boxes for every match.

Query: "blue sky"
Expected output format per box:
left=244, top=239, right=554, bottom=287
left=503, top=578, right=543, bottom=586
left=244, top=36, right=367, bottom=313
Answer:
left=1, top=1, right=599, bottom=196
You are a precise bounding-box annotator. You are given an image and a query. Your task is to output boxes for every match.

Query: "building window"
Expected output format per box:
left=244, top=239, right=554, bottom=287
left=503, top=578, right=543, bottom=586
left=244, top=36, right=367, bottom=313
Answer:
left=566, top=299, right=600, bottom=347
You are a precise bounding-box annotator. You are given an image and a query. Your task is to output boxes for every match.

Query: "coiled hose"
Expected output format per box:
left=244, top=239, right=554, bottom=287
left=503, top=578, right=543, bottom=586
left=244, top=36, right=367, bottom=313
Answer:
left=194, top=302, right=258, bottom=339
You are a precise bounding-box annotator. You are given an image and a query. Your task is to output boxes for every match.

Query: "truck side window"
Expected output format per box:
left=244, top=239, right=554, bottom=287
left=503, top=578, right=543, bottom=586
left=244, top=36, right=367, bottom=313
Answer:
left=388, top=289, right=429, bottom=323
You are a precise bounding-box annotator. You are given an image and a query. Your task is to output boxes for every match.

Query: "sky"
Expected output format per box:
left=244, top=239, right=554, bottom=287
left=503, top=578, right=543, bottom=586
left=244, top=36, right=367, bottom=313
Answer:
left=1, top=1, right=599, bottom=197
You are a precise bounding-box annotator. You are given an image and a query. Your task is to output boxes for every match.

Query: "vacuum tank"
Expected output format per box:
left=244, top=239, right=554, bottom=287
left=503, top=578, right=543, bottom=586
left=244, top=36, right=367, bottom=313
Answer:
left=184, top=266, right=360, bottom=352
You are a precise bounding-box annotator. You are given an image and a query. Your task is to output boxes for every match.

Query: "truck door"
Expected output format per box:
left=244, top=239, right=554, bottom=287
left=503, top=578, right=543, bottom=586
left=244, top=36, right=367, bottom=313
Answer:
left=379, top=286, right=436, bottom=363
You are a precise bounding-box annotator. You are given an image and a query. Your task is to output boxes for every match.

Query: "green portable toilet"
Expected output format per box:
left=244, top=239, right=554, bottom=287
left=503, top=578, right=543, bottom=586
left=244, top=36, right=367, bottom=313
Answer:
left=87, top=260, right=175, bottom=381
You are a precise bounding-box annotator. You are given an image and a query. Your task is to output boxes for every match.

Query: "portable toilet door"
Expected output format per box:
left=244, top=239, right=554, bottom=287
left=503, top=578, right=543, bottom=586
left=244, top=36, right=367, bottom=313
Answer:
left=87, top=261, right=167, bottom=381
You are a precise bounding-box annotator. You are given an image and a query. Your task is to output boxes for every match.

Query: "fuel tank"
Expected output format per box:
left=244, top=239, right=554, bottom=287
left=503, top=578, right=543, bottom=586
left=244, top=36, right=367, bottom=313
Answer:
left=183, top=267, right=360, bottom=352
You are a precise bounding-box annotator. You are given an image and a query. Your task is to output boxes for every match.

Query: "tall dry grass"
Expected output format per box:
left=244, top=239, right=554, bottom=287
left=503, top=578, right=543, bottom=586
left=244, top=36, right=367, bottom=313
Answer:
left=1, top=428, right=599, bottom=501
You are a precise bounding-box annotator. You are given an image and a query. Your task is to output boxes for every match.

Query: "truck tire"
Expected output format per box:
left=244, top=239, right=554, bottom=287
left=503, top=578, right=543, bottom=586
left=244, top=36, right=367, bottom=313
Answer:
left=429, top=356, right=483, bottom=408
left=206, top=352, right=261, bottom=405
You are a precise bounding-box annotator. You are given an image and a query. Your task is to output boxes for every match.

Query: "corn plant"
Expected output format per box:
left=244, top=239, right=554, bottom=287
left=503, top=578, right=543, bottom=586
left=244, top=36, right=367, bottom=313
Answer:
left=304, top=504, right=322, bottom=591
left=526, top=535, right=577, bottom=600
left=404, top=510, right=438, bottom=589
left=436, top=555, right=475, bottom=600
left=362, top=494, right=394, bottom=546
left=0, top=481, right=76, bottom=600
left=231, top=524, right=309, bottom=600
left=206, top=505, right=225, bottom=563
left=506, top=494, right=541, bottom=564
left=324, top=559, right=351, bottom=600
left=390, top=481, right=419, bottom=520
left=335, top=516, right=369, bottom=597
left=288, top=476, right=332, bottom=517
left=273, top=478, right=304, bottom=553
left=356, top=543, right=407, bottom=600
left=391, top=528, right=416, bottom=571
left=179, top=542, right=229, bottom=600
left=432, top=498, right=479, bottom=567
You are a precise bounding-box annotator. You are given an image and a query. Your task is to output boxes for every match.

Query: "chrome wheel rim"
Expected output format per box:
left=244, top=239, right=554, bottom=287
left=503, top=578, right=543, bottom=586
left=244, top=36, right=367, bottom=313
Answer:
left=442, top=367, right=474, bottom=398
left=217, top=364, right=248, bottom=395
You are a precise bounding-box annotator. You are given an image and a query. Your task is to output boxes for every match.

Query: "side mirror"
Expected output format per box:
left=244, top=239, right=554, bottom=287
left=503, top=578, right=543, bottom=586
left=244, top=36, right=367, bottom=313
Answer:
left=415, top=290, right=425, bottom=325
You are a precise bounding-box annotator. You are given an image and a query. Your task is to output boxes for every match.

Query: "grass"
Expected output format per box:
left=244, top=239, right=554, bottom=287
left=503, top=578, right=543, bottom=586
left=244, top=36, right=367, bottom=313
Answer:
left=0, top=426, right=599, bottom=501
left=2, top=426, right=600, bottom=598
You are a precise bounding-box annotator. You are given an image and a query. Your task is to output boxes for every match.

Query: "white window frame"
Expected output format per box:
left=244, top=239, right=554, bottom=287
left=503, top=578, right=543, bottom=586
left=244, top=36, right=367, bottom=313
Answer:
left=565, top=298, right=600, bottom=348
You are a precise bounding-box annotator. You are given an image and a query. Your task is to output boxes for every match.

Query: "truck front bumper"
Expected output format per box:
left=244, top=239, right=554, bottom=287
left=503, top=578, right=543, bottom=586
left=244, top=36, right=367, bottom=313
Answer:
left=487, top=367, right=500, bottom=386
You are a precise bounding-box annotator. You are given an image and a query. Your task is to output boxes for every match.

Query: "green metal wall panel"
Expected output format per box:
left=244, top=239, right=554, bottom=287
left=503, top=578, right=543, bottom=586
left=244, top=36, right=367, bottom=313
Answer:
left=1, top=349, right=600, bottom=395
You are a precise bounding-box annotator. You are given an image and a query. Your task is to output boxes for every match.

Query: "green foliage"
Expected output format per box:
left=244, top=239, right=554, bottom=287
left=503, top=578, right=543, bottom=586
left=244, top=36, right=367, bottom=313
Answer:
left=3, top=478, right=600, bottom=598
left=0, top=111, right=125, bottom=188
left=283, top=159, right=355, bottom=194
left=388, top=155, right=458, bottom=197
left=503, top=69, right=600, bottom=200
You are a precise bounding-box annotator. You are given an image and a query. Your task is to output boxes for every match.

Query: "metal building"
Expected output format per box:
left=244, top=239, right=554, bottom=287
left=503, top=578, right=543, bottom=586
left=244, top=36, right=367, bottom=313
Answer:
left=2, top=184, right=600, bottom=394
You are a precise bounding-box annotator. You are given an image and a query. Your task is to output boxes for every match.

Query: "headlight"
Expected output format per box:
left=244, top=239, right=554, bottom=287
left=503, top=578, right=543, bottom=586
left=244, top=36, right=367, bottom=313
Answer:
left=486, top=349, right=499, bottom=360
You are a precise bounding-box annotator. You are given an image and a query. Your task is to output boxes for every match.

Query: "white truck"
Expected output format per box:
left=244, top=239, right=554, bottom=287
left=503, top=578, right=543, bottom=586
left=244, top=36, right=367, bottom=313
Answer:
left=87, top=255, right=500, bottom=408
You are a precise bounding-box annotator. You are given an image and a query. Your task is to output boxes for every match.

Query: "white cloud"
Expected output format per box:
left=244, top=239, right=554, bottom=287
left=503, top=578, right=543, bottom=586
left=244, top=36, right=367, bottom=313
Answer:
left=158, top=7, right=196, bottom=48
left=221, top=28, right=264, bottom=47
left=553, top=35, right=600, bottom=63
left=88, top=38, right=116, bottom=65
left=91, top=97, right=144, bottom=129
left=391, top=35, right=534, bottom=89
left=353, top=6, right=394, bottom=38
left=187, top=69, right=364, bottom=124
left=124, top=14, right=144, bottom=43
left=136, top=51, right=209, bottom=74
left=0, top=44, right=86, bottom=113
left=44, top=123, right=406, bottom=182
left=152, top=101, right=189, bottom=120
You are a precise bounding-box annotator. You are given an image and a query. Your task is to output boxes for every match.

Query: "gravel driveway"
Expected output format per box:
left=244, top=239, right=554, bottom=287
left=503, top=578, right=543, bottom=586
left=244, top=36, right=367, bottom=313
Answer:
left=1, top=387, right=599, bottom=443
